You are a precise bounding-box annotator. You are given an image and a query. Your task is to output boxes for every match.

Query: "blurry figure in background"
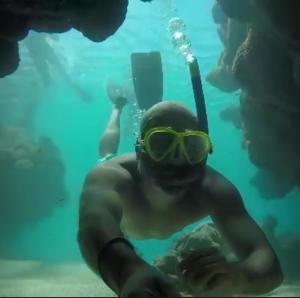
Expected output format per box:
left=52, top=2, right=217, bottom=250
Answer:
left=0, top=57, right=42, bottom=130
left=98, top=49, right=164, bottom=161
left=98, top=81, right=128, bottom=162
left=78, top=101, right=282, bottom=297
left=24, top=33, right=53, bottom=86
left=24, top=32, right=92, bottom=102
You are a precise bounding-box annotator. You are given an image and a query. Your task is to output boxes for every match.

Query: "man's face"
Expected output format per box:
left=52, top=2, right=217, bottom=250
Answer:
left=137, top=123, right=208, bottom=192
left=136, top=105, right=212, bottom=193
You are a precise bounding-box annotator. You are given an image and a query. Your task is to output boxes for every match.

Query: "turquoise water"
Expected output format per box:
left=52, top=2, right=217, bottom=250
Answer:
left=2, top=0, right=300, bottom=274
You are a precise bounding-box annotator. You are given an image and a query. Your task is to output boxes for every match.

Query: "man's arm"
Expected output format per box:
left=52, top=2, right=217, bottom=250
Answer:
left=78, top=165, right=147, bottom=294
left=211, top=178, right=283, bottom=295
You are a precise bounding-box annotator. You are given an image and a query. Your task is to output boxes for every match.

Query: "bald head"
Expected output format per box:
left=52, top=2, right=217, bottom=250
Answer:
left=140, top=101, right=199, bottom=137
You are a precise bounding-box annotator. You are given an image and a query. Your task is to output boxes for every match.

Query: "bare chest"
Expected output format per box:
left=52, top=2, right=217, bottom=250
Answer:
left=120, top=191, right=209, bottom=240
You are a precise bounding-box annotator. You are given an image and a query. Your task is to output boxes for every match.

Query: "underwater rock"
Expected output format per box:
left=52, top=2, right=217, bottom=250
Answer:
left=0, top=0, right=129, bottom=77
left=0, top=39, right=19, bottom=78
left=207, top=11, right=247, bottom=92
left=0, top=126, right=68, bottom=240
left=28, top=15, right=72, bottom=33
left=250, top=170, right=296, bottom=200
left=233, top=29, right=296, bottom=99
left=70, top=0, right=128, bottom=42
left=216, top=0, right=254, bottom=22
left=210, top=1, right=300, bottom=199
left=153, top=253, right=178, bottom=276
left=153, top=223, right=235, bottom=296
left=0, top=12, right=29, bottom=41
left=206, top=65, right=239, bottom=93
left=240, top=91, right=300, bottom=198
left=253, top=0, right=300, bottom=47
left=212, top=2, right=228, bottom=25
left=219, top=106, right=242, bottom=129
left=155, top=220, right=300, bottom=296
left=173, top=224, right=231, bottom=257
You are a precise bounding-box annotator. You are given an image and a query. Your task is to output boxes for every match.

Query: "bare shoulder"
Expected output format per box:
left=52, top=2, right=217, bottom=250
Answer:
left=204, top=166, right=246, bottom=215
left=80, top=154, right=137, bottom=214
left=84, top=153, right=137, bottom=190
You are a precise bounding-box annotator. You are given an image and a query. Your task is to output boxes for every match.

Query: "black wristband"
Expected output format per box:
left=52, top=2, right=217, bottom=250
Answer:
left=97, top=237, right=135, bottom=274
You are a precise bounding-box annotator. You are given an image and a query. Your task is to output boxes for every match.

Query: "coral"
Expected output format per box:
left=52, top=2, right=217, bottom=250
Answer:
left=207, top=12, right=247, bottom=92
left=216, top=0, right=254, bottom=22
left=153, top=224, right=234, bottom=296
left=209, top=1, right=300, bottom=198
left=0, top=0, right=129, bottom=77
left=154, top=220, right=300, bottom=295
left=0, top=126, right=68, bottom=230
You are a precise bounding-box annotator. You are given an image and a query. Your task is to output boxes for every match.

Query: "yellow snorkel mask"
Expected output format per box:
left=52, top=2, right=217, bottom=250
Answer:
left=138, top=127, right=213, bottom=165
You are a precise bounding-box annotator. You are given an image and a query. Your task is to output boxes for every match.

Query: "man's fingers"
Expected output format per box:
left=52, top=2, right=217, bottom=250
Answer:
left=204, top=273, right=231, bottom=291
left=156, top=278, right=180, bottom=297
left=180, top=248, right=219, bottom=261
left=179, top=254, right=225, bottom=276
left=193, top=255, right=226, bottom=270
left=182, top=262, right=229, bottom=288
left=179, top=249, right=222, bottom=271
left=183, top=263, right=219, bottom=286
left=158, top=285, right=180, bottom=297
left=126, top=290, right=156, bottom=297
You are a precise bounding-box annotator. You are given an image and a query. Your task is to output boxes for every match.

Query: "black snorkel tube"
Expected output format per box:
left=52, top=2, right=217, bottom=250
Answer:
left=188, top=58, right=209, bottom=134
left=168, top=17, right=209, bottom=134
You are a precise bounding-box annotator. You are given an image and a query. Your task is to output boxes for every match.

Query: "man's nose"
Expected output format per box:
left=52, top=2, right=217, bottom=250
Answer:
left=169, top=144, right=187, bottom=166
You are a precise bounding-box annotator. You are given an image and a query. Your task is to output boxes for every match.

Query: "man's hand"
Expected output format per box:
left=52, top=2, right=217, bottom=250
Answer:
left=178, top=249, right=242, bottom=296
left=121, top=264, right=179, bottom=297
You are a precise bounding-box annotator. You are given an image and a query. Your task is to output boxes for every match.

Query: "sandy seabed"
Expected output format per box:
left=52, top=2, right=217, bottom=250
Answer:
left=0, top=260, right=116, bottom=297
left=0, top=260, right=299, bottom=297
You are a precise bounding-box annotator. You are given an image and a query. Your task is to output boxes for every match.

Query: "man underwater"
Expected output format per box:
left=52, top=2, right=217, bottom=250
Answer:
left=78, top=100, right=283, bottom=297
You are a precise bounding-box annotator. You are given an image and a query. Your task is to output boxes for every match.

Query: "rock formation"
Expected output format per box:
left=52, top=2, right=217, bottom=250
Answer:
left=0, top=126, right=68, bottom=232
left=209, top=1, right=300, bottom=199
left=0, top=0, right=129, bottom=77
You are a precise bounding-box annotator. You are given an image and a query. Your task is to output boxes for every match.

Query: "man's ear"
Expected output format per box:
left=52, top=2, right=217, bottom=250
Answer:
left=209, top=140, right=213, bottom=154
left=135, top=138, right=142, bottom=159
left=135, top=138, right=139, bottom=153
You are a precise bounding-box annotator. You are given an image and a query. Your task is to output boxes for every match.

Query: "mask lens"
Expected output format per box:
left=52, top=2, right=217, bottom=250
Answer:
left=147, top=131, right=175, bottom=161
left=184, top=134, right=209, bottom=164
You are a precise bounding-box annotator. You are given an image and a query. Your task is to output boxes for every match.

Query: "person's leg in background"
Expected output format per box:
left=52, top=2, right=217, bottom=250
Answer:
left=98, top=82, right=128, bottom=160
